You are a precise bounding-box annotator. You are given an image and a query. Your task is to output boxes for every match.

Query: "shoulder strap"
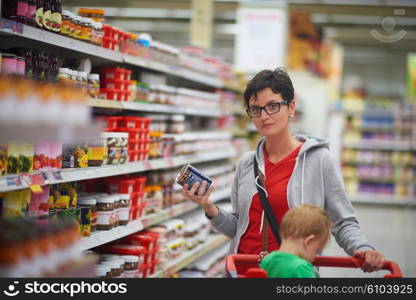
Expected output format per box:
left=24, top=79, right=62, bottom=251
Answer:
left=253, top=156, right=282, bottom=246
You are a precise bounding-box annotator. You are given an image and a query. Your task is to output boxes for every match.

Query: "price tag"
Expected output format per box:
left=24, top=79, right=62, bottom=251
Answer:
left=143, top=160, right=152, bottom=170
left=6, top=176, right=21, bottom=187
left=30, top=184, right=44, bottom=194
left=162, top=266, right=176, bottom=278
left=41, top=171, right=50, bottom=181
left=51, top=171, right=63, bottom=181
left=166, top=158, right=174, bottom=167
left=30, top=173, right=45, bottom=186
left=19, top=173, right=33, bottom=186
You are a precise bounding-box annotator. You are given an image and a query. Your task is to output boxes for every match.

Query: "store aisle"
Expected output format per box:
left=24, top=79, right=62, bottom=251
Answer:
left=321, top=204, right=416, bottom=277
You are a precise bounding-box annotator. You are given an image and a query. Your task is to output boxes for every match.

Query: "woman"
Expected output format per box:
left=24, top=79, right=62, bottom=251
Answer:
left=181, top=68, right=384, bottom=272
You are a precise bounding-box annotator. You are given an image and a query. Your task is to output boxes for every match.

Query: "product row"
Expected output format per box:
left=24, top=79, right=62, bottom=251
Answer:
left=0, top=217, right=83, bottom=277
left=1, top=3, right=238, bottom=81
left=342, top=165, right=414, bottom=182
left=343, top=131, right=414, bottom=144
left=0, top=77, right=90, bottom=127
left=344, top=180, right=413, bottom=199
left=341, top=149, right=415, bottom=166
left=93, top=211, right=215, bottom=278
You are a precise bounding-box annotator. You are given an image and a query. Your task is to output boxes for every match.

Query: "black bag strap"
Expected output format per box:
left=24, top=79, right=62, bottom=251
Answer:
left=253, top=156, right=282, bottom=246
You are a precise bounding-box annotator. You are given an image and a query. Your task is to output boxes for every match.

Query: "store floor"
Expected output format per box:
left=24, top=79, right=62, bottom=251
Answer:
left=320, top=204, right=416, bottom=277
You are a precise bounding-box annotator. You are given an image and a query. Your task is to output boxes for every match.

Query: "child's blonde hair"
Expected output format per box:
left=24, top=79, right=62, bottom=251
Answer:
left=280, top=204, right=331, bottom=243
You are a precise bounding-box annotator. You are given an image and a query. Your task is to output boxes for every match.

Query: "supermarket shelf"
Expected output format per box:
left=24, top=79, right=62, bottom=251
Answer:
left=344, top=177, right=414, bottom=184
left=0, top=149, right=236, bottom=192
left=123, top=55, right=222, bottom=89
left=342, top=161, right=416, bottom=168
left=141, top=187, right=231, bottom=228
left=163, top=131, right=232, bottom=141
left=0, top=22, right=123, bottom=62
left=79, top=220, right=143, bottom=251
left=350, top=195, right=416, bottom=207
left=0, top=122, right=102, bottom=144
left=349, top=126, right=413, bottom=133
left=0, top=21, right=224, bottom=89
left=87, top=99, right=223, bottom=118
left=342, top=109, right=415, bottom=119
left=151, top=234, right=230, bottom=278
left=79, top=188, right=230, bottom=251
left=343, top=142, right=415, bottom=151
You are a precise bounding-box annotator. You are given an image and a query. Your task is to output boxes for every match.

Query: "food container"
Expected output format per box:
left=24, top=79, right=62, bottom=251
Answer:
left=0, top=144, right=7, bottom=175
left=29, top=185, right=50, bottom=218
left=87, top=73, right=100, bottom=99
left=120, top=255, right=139, bottom=278
left=175, top=164, right=212, bottom=194
left=96, top=195, right=115, bottom=230
left=78, top=196, right=97, bottom=233
left=88, top=138, right=105, bottom=167
left=117, top=193, right=131, bottom=226
left=62, top=144, right=88, bottom=168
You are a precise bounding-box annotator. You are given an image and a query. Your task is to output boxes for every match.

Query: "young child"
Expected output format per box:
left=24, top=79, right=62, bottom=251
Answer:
left=260, top=204, right=331, bottom=278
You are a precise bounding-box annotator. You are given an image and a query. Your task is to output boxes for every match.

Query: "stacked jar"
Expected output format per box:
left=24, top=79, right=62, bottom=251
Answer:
left=96, top=195, right=115, bottom=231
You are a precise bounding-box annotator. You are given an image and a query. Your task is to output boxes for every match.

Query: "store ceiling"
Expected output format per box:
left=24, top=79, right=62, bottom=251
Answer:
left=63, top=0, right=416, bottom=63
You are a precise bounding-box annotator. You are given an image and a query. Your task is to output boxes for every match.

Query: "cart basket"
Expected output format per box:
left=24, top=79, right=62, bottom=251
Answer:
left=225, top=254, right=403, bottom=278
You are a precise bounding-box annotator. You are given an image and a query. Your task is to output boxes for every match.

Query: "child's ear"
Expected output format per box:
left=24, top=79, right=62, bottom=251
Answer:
left=303, top=234, right=316, bottom=247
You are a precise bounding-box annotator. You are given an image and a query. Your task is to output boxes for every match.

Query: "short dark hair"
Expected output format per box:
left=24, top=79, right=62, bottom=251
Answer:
left=243, top=67, right=295, bottom=107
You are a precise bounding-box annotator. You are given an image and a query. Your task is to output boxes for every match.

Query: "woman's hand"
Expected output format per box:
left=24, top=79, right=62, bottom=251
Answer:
left=180, top=181, right=218, bottom=218
left=353, top=250, right=385, bottom=272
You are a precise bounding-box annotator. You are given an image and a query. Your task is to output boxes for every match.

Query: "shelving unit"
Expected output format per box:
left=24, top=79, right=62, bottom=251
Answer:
left=0, top=149, right=236, bottom=192
left=0, top=12, right=245, bottom=279
left=151, top=234, right=230, bottom=278
left=0, top=21, right=227, bottom=89
left=79, top=187, right=231, bottom=251
left=340, top=103, right=415, bottom=204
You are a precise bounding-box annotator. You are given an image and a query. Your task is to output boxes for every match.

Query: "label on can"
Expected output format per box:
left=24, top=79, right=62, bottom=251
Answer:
left=175, top=164, right=212, bottom=194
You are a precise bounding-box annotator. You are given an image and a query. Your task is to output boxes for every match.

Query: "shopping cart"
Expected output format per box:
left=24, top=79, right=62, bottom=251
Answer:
left=225, top=254, right=403, bottom=278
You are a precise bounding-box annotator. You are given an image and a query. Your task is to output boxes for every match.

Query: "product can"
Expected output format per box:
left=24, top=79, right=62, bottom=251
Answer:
left=175, top=164, right=212, bottom=194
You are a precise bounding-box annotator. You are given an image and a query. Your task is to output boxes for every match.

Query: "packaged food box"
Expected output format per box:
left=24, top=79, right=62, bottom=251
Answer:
left=29, top=185, right=50, bottom=218
left=34, top=141, right=51, bottom=171
left=7, top=141, right=33, bottom=174
left=3, top=189, right=31, bottom=217
left=63, top=144, right=88, bottom=168
left=0, top=144, right=7, bottom=175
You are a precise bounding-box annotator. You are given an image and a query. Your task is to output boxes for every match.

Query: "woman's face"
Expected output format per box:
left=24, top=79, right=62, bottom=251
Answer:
left=248, top=87, right=295, bottom=137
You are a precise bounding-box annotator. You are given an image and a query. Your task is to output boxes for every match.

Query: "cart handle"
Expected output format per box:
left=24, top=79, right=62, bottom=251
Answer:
left=226, top=254, right=403, bottom=278
left=313, top=256, right=403, bottom=278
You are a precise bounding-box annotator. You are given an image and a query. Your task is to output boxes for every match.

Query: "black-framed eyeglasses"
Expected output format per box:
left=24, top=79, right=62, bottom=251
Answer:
left=246, top=101, right=288, bottom=118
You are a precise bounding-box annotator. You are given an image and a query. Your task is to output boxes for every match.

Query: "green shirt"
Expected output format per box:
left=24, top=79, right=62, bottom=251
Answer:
left=260, top=251, right=316, bottom=278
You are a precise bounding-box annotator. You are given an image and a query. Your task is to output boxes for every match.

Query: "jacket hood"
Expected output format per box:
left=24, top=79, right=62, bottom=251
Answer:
left=255, top=134, right=329, bottom=174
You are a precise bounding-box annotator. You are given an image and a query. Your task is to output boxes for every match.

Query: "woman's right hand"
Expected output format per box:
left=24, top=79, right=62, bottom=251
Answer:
left=180, top=181, right=219, bottom=218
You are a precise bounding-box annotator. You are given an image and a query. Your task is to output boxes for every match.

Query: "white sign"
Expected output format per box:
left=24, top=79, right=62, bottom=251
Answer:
left=234, top=5, right=287, bottom=73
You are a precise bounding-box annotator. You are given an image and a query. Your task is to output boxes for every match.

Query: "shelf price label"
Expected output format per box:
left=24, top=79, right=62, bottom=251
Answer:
left=162, top=266, right=177, bottom=278
left=143, top=160, right=152, bottom=170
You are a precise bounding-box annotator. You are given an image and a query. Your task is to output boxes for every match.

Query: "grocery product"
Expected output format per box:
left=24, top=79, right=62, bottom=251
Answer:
left=7, top=141, right=33, bottom=174
left=62, top=144, right=88, bottom=168
left=117, top=193, right=130, bottom=226
left=0, top=144, right=7, bottom=175
left=175, top=164, right=212, bottom=194
left=96, top=195, right=115, bottom=230
left=87, top=138, right=105, bottom=167
left=120, top=255, right=139, bottom=278
left=2, top=189, right=31, bottom=217
left=87, top=73, right=100, bottom=98
left=28, top=185, right=49, bottom=218
left=49, top=183, right=77, bottom=210
left=77, top=195, right=97, bottom=232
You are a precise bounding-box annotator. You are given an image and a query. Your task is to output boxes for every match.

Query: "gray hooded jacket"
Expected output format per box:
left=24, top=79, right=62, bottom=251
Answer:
left=210, top=134, right=375, bottom=255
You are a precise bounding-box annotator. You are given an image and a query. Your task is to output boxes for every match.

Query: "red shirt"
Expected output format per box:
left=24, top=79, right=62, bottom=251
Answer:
left=237, top=144, right=302, bottom=254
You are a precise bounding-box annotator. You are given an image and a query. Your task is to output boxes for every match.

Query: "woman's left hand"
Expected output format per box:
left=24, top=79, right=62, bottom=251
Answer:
left=353, top=250, right=385, bottom=272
